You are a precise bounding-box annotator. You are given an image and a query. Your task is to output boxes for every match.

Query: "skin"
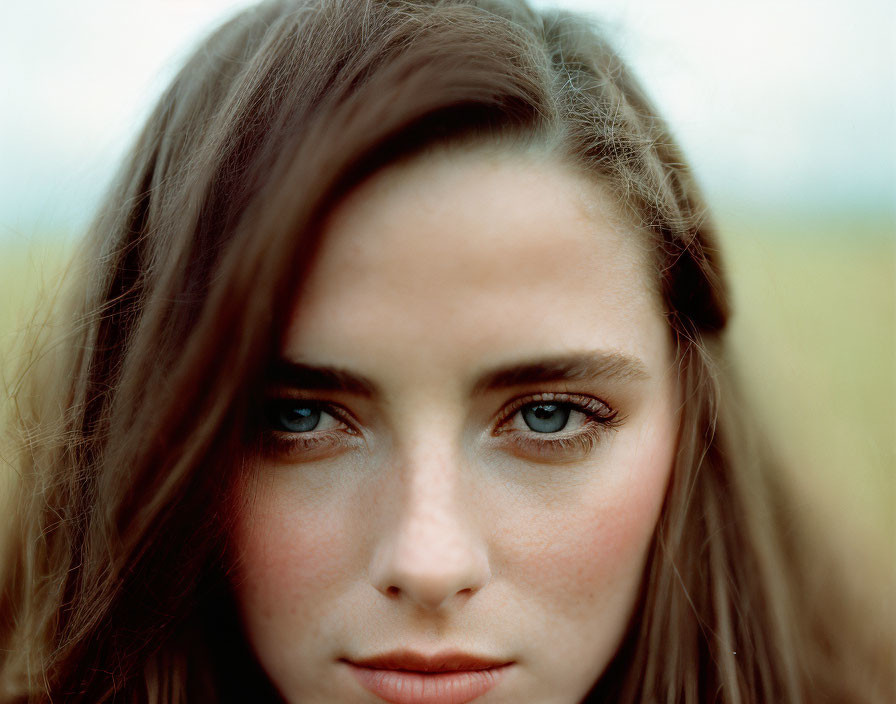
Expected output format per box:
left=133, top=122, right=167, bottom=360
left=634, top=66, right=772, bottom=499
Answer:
left=229, top=147, right=680, bottom=703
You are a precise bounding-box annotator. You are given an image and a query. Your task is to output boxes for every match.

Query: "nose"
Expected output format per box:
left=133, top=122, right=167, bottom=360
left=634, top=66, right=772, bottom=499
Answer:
left=368, top=447, right=491, bottom=611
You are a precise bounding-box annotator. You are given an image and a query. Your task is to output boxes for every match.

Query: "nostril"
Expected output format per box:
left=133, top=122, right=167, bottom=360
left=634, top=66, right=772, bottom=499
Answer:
left=368, top=512, right=492, bottom=609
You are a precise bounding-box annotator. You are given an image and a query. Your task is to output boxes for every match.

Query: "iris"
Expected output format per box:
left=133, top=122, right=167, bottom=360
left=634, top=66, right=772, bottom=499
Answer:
left=521, top=403, right=571, bottom=433
left=269, top=401, right=321, bottom=432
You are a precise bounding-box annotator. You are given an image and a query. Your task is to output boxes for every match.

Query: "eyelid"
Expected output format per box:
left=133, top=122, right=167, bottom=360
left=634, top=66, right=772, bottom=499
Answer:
left=493, top=391, right=617, bottom=433
left=262, top=392, right=362, bottom=434
left=258, top=396, right=366, bottom=461
left=490, top=392, right=622, bottom=463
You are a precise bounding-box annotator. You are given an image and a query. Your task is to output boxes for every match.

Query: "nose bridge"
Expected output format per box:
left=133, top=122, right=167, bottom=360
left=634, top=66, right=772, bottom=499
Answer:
left=369, top=434, right=491, bottom=610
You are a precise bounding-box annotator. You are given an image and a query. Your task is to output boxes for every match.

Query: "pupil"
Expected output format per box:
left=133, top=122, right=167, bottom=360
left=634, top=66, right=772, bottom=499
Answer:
left=275, top=403, right=320, bottom=432
left=522, top=403, right=570, bottom=433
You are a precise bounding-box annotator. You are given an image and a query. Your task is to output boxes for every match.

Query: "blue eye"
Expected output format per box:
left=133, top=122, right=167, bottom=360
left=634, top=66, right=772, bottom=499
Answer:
left=266, top=400, right=323, bottom=432
left=521, top=403, right=571, bottom=433
left=258, top=397, right=361, bottom=460
left=495, top=393, right=620, bottom=462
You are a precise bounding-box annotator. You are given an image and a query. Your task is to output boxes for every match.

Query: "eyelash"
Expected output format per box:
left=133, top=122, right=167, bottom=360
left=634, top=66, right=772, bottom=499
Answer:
left=493, top=392, right=620, bottom=460
left=259, top=398, right=361, bottom=458
left=258, top=392, right=621, bottom=461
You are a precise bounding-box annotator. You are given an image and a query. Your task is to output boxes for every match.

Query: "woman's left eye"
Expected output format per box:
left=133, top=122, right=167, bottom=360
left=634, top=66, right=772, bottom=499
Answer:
left=495, top=393, right=620, bottom=460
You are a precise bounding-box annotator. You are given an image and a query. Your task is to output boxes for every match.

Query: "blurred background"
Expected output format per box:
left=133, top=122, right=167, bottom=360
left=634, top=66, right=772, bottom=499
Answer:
left=1, top=1, right=893, bottom=553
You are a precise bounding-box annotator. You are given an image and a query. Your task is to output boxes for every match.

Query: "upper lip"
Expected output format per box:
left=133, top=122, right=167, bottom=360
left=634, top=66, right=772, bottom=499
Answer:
left=346, top=650, right=513, bottom=673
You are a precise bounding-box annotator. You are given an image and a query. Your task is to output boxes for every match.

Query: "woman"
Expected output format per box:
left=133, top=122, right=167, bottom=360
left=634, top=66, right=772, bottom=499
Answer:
left=0, top=0, right=891, bottom=702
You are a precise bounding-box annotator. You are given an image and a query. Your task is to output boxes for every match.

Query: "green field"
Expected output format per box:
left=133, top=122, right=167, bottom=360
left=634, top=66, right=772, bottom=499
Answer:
left=2, top=217, right=894, bottom=554
left=720, top=214, right=894, bottom=554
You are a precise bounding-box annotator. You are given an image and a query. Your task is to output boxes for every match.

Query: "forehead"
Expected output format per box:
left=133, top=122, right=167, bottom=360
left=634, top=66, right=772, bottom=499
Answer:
left=287, top=149, right=667, bottom=376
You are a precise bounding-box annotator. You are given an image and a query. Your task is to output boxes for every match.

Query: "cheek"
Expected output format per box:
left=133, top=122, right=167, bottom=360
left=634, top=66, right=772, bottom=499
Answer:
left=502, top=408, right=675, bottom=643
left=228, top=478, right=352, bottom=630
left=534, top=470, right=665, bottom=596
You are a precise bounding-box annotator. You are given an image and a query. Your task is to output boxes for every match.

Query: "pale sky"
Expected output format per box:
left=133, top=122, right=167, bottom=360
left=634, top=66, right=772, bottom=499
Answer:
left=1, top=0, right=894, bottom=240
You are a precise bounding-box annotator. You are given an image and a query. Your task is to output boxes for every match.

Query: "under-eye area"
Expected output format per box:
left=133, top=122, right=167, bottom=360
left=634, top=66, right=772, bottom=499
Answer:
left=492, top=392, right=622, bottom=462
left=259, top=395, right=364, bottom=460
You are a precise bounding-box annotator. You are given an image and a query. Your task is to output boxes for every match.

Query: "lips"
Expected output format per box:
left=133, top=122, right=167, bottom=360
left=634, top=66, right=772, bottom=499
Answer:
left=343, top=650, right=513, bottom=704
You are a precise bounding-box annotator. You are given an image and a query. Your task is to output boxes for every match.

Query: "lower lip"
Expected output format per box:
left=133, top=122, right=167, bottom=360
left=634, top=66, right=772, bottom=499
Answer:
left=346, top=662, right=511, bottom=704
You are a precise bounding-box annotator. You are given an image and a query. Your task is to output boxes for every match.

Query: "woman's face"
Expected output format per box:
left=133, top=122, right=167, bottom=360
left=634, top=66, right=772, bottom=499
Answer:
left=229, top=149, right=679, bottom=704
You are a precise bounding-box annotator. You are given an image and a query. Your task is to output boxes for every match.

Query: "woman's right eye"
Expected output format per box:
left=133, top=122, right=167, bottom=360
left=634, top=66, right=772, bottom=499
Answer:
left=265, top=399, right=342, bottom=433
left=259, top=398, right=361, bottom=460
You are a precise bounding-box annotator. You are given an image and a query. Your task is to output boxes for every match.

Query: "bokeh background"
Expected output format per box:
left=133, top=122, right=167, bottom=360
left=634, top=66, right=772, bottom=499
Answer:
left=2, top=0, right=894, bottom=554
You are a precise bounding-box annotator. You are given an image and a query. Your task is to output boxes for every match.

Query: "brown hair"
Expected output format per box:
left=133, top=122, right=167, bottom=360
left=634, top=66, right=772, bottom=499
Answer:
left=1, top=0, right=891, bottom=701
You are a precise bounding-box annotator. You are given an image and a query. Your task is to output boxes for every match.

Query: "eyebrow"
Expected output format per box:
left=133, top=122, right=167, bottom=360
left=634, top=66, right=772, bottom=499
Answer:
left=470, top=351, right=650, bottom=394
left=265, top=359, right=379, bottom=397
left=266, top=351, right=649, bottom=398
